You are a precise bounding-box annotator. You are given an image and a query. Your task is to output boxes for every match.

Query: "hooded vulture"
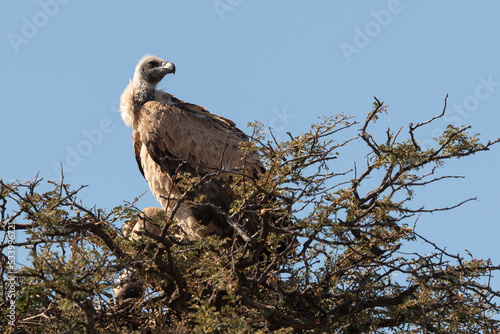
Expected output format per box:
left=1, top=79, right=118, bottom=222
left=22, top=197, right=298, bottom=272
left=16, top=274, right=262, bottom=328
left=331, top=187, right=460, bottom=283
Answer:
left=119, top=55, right=263, bottom=238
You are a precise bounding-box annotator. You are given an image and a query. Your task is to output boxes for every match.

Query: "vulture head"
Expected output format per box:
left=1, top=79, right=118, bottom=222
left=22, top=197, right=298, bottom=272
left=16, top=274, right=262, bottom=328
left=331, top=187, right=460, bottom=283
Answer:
left=133, top=55, right=176, bottom=87
left=121, top=55, right=176, bottom=126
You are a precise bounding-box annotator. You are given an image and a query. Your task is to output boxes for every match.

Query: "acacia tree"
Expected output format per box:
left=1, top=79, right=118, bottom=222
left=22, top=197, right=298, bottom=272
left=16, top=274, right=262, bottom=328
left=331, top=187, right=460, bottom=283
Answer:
left=1, top=97, right=500, bottom=333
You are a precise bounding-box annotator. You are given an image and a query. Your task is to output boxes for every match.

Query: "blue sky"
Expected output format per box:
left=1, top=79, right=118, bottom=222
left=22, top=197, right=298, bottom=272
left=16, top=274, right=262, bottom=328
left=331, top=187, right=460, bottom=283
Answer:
left=1, top=1, right=499, bottom=272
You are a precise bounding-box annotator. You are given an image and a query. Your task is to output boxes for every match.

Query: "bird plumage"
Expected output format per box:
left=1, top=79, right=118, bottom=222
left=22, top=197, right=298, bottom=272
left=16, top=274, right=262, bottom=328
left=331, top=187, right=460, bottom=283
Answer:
left=120, top=55, right=263, bottom=238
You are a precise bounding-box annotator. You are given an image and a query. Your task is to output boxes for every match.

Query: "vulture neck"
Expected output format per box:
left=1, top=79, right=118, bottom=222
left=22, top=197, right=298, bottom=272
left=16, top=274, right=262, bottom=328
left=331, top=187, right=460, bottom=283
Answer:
left=132, top=77, right=157, bottom=108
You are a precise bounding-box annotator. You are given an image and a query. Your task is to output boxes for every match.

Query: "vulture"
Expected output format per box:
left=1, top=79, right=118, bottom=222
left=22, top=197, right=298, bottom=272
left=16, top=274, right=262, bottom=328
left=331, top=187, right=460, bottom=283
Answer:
left=119, top=55, right=264, bottom=238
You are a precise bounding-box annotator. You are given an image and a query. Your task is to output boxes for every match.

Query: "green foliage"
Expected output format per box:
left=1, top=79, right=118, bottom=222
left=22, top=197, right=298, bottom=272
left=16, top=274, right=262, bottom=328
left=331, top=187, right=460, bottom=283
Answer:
left=1, top=97, right=500, bottom=333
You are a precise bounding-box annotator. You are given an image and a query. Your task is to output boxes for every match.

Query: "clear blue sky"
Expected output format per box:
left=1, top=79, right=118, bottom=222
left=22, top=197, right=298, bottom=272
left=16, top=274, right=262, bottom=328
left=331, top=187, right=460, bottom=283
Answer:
left=1, top=1, right=499, bottom=271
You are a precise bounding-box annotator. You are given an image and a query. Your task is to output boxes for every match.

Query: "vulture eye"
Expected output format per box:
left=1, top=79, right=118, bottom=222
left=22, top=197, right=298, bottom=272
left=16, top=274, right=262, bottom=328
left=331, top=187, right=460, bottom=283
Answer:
left=148, top=60, right=159, bottom=68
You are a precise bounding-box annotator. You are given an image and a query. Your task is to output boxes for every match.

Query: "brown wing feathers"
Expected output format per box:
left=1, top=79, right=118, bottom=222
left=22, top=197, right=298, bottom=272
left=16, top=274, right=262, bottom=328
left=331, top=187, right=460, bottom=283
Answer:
left=132, top=130, right=145, bottom=177
left=121, top=55, right=264, bottom=234
left=137, top=100, right=261, bottom=228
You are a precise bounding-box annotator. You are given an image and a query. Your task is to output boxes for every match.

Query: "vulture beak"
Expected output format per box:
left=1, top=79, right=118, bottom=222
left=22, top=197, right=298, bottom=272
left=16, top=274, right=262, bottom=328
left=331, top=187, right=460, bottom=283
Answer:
left=162, top=61, right=176, bottom=75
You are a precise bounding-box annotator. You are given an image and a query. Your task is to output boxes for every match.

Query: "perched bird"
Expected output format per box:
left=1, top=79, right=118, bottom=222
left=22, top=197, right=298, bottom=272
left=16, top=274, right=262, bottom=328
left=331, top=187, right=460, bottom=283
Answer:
left=119, top=55, right=263, bottom=238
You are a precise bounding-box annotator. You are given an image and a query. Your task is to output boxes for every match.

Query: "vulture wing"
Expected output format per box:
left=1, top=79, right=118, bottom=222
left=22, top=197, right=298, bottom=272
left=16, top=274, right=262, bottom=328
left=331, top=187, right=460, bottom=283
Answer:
left=136, top=98, right=263, bottom=229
